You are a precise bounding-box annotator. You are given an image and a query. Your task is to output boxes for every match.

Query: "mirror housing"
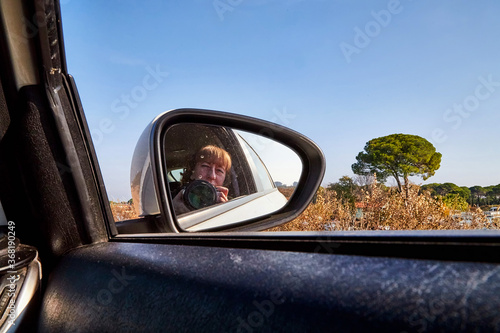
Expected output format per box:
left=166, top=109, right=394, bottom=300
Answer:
left=130, top=108, right=325, bottom=232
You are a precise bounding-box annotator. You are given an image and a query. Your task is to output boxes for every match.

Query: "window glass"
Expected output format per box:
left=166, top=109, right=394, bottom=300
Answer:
left=237, top=134, right=273, bottom=192
left=236, top=132, right=284, bottom=192
left=61, top=1, right=500, bottom=231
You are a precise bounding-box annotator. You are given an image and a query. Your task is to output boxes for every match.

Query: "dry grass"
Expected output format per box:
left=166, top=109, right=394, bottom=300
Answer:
left=278, top=187, right=295, bottom=199
left=111, top=183, right=500, bottom=231
left=269, top=183, right=499, bottom=232
left=110, top=202, right=139, bottom=221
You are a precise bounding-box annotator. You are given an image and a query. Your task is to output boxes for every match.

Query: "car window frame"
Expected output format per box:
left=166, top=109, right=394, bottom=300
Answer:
left=46, top=0, right=500, bottom=265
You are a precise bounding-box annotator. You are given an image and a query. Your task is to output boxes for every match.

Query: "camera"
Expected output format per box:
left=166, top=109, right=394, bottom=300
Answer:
left=183, top=180, right=218, bottom=210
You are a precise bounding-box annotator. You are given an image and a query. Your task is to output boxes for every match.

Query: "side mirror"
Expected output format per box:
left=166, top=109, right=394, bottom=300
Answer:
left=130, top=109, right=325, bottom=232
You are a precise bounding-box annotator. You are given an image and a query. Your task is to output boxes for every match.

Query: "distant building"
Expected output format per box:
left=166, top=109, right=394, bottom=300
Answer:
left=355, top=202, right=385, bottom=220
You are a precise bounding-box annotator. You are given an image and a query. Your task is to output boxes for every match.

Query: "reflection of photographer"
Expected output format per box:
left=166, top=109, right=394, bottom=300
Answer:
left=172, top=145, right=232, bottom=215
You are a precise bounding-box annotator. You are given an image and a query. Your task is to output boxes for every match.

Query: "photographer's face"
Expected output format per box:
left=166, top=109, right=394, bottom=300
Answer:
left=192, top=161, right=226, bottom=187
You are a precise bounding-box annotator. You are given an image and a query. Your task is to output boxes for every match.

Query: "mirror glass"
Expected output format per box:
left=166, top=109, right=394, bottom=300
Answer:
left=163, top=123, right=302, bottom=231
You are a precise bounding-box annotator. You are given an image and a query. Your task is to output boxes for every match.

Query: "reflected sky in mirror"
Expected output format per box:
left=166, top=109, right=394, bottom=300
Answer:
left=235, top=130, right=302, bottom=188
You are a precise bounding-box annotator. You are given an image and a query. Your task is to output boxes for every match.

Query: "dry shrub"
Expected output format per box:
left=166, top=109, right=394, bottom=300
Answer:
left=110, top=202, right=139, bottom=221
left=269, top=188, right=354, bottom=231
left=278, top=187, right=295, bottom=200
left=269, top=183, right=495, bottom=232
left=357, top=184, right=445, bottom=230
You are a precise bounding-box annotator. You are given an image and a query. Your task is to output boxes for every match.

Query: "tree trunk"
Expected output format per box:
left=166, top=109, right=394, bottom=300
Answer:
left=392, top=171, right=402, bottom=194
left=404, top=175, right=409, bottom=203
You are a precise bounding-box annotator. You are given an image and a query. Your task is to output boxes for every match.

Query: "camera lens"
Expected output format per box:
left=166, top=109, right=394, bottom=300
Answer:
left=183, top=180, right=218, bottom=210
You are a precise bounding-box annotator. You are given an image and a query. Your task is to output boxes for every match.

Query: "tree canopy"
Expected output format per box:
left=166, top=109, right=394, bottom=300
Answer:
left=421, top=183, right=471, bottom=201
left=469, top=184, right=500, bottom=206
left=352, top=134, right=442, bottom=195
left=327, top=176, right=356, bottom=207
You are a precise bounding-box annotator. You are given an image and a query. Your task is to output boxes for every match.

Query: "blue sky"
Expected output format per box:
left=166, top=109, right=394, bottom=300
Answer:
left=61, top=0, right=500, bottom=201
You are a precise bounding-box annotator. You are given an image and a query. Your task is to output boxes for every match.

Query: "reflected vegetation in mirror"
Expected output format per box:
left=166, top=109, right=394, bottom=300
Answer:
left=163, top=123, right=302, bottom=231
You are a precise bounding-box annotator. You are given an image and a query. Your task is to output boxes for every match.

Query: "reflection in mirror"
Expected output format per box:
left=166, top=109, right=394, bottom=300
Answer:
left=163, top=123, right=302, bottom=231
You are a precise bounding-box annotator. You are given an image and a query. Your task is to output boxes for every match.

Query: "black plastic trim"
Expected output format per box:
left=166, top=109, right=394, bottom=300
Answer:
left=113, top=230, right=500, bottom=263
left=64, top=74, right=117, bottom=237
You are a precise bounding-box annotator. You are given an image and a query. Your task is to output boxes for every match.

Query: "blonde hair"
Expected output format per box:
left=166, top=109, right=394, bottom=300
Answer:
left=181, top=145, right=232, bottom=184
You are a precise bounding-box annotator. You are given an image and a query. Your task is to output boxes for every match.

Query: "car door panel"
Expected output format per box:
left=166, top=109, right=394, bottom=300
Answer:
left=38, top=242, right=500, bottom=332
